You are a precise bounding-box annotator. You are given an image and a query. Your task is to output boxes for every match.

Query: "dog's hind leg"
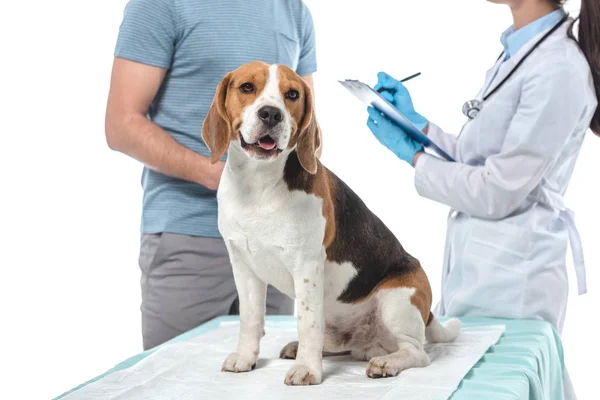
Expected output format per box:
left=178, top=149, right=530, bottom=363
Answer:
left=366, top=288, right=430, bottom=378
left=280, top=341, right=299, bottom=359
left=280, top=341, right=350, bottom=359
left=351, top=343, right=391, bottom=361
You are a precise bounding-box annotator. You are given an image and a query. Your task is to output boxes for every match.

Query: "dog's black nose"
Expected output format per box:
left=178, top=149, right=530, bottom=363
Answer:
left=258, top=106, right=283, bottom=128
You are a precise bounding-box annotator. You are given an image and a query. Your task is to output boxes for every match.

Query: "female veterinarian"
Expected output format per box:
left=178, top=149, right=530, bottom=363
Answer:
left=366, top=0, right=598, bottom=398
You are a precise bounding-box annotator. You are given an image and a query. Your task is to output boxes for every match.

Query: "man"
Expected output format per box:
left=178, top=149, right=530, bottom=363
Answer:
left=105, top=0, right=318, bottom=350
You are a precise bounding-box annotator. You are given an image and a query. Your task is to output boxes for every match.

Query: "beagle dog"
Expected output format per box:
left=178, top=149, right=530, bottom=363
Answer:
left=201, top=61, right=461, bottom=386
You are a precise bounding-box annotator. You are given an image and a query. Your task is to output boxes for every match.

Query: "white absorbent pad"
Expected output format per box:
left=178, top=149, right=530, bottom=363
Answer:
left=63, top=320, right=505, bottom=400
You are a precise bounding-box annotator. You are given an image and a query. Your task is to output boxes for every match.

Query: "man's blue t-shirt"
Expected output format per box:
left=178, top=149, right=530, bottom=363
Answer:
left=114, top=0, right=317, bottom=237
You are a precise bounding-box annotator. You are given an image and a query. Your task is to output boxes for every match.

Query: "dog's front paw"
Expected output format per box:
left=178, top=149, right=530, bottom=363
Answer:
left=221, top=352, right=257, bottom=373
left=284, top=364, right=322, bottom=386
left=279, top=341, right=298, bottom=359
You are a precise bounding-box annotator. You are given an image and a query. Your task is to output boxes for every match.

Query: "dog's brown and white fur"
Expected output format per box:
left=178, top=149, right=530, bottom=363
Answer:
left=202, top=61, right=461, bottom=386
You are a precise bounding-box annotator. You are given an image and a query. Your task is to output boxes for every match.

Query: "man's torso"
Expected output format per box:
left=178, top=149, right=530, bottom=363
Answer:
left=115, top=0, right=315, bottom=237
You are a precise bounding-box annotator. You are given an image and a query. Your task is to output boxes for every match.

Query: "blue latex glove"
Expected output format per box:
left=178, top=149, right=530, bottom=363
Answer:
left=366, top=106, right=423, bottom=166
left=373, top=71, right=428, bottom=131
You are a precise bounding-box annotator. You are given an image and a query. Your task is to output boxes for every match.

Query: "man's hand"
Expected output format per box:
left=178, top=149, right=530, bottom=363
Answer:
left=105, top=57, right=222, bottom=189
left=202, top=161, right=226, bottom=191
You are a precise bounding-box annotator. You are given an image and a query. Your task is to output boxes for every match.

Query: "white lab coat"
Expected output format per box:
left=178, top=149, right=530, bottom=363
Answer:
left=414, top=21, right=597, bottom=335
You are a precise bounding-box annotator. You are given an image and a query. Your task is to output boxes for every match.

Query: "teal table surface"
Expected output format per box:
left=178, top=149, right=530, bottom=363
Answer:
left=55, top=316, right=564, bottom=400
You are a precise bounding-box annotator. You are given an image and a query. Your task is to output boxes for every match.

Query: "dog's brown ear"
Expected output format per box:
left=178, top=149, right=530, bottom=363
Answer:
left=202, top=73, right=232, bottom=163
left=296, top=80, right=321, bottom=175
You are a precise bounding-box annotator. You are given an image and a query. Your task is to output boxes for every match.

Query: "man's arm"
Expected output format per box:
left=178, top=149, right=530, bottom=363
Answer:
left=105, top=57, right=224, bottom=190
left=302, top=74, right=314, bottom=92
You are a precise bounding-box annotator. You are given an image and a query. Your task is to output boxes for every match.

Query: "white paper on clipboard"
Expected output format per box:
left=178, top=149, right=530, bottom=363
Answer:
left=338, top=79, right=455, bottom=162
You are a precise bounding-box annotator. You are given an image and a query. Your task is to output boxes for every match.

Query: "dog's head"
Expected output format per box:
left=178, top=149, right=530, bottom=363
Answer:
left=201, top=61, right=321, bottom=174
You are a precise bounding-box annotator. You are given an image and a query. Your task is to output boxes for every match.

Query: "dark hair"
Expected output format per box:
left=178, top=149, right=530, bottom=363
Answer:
left=554, top=0, right=600, bottom=136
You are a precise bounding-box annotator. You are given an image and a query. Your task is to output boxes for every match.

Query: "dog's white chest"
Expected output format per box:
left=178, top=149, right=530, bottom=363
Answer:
left=217, top=166, right=327, bottom=297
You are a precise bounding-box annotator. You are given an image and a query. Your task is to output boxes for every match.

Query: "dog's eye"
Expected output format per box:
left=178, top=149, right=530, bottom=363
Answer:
left=239, top=82, right=255, bottom=94
left=285, top=89, right=300, bottom=101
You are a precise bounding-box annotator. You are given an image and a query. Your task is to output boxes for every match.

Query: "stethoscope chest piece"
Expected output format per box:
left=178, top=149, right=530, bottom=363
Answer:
left=462, top=99, right=482, bottom=120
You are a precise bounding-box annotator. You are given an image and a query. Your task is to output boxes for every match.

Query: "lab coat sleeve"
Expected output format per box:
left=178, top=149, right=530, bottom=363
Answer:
left=426, top=122, right=459, bottom=160
left=413, top=61, right=588, bottom=220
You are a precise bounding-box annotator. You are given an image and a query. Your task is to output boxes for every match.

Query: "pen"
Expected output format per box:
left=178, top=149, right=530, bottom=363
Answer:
left=376, top=72, right=421, bottom=93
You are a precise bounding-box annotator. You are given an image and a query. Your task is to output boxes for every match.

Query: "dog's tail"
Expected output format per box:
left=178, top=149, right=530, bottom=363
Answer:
left=425, top=312, right=461, bottom=343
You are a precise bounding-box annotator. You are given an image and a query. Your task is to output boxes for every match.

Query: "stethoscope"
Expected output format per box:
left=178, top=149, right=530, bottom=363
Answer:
left=462, top=14, right=569, bottom=120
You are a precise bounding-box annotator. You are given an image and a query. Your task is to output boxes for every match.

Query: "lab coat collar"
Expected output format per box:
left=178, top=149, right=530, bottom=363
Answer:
left=482, top=9, right=567, bottom=99
left=500, top=8, right=566, bottom=59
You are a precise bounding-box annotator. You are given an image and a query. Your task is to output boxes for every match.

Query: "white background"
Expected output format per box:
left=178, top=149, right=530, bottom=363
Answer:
left=1, top=0, right=598, bottom=399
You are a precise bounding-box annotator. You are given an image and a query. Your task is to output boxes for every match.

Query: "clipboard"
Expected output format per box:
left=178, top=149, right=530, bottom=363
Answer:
left=338, top=79, right=455, bottom=162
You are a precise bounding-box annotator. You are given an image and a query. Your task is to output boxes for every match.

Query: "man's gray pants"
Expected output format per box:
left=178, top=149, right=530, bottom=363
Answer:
left=139, top=233, right=295, bottom=350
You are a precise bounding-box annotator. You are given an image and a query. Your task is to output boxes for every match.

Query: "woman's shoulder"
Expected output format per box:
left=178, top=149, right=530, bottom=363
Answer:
left=532, top=28, right=592, bottom=78
left=526, top=35, right=593, bottom=91
left=521, top=36, right=597, bottom=115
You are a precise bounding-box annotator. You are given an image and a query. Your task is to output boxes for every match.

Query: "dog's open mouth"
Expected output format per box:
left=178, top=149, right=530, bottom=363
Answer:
left=257, top=135, right=277, bottom=150
left=240, top=134, right=281, bottom=155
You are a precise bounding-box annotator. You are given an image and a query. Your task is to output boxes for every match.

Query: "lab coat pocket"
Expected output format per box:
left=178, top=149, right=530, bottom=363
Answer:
left=459, top=219, right=532, bottom=319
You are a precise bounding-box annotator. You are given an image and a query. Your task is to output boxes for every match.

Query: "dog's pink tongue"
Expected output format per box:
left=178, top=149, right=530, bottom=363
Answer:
left=258, top=139, right=276, bottom=150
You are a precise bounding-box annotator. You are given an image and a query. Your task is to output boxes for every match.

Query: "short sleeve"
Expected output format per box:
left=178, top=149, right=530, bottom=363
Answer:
left=114, top=0, right=177, bottom=69
left=296, top=3, right=317, bottom=76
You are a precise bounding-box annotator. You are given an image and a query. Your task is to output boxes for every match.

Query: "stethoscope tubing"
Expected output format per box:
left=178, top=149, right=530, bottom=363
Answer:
left=463, top=14, right=569, bottom=119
